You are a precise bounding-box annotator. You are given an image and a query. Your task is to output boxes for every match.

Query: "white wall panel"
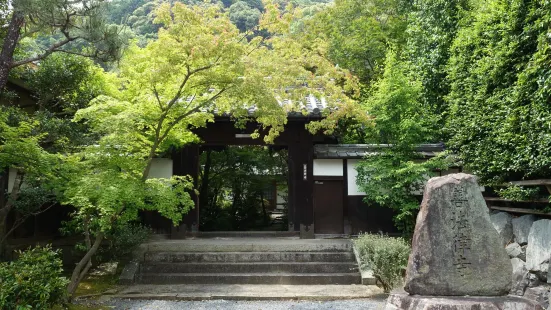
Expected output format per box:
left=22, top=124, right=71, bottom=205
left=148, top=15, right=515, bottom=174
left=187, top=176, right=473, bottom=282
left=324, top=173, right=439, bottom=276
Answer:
left=7, top=168, right=17, bottom=193
left=313, top=159, right=343, bottom=176
left=147, top=158, right=173, bottom=179
left=347, top=159, right=366, bottom=196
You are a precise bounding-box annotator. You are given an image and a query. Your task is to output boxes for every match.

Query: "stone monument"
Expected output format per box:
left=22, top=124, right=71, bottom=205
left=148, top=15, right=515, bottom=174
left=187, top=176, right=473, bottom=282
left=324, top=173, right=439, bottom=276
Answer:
left=384, top=173, right=544, bottom=310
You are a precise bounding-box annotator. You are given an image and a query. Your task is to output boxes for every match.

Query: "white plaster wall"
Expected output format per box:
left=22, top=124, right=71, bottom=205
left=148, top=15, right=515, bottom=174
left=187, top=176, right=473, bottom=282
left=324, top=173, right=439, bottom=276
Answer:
left=7, top=168, right=17, bottom=193
left=347, top=159, right=366, bottom=196
left=313, top=159, right=343, bottom=176
left=147, top=158, right=173, bottom=179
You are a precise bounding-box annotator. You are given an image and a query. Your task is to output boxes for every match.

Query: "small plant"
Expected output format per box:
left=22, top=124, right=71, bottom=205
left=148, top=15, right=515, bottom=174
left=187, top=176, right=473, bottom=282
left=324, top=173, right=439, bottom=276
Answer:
left=354, top=233, right=411, bottom=293
left=0, top=245, right=68, bottom=309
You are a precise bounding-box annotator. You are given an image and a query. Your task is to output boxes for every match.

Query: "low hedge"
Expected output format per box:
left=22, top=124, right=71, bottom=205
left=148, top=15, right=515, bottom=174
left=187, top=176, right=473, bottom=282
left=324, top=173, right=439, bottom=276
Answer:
left=354, top=233, right=411, bottom=292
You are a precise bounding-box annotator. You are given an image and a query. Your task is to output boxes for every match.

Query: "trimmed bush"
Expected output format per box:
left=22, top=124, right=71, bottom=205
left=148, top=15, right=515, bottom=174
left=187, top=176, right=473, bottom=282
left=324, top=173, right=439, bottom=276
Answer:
left=354, top=234, right=411, bottom=292
left=0, top=245, right=68, bottom=309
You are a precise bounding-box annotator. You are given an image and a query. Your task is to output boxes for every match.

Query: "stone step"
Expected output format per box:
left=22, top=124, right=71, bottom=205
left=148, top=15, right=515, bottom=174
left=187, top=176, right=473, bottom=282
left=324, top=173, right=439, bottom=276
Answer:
left=114, top=284, right=384, bottom=300
left=144, top=240, right=352, bottom=253
left=186, top=231, right=300, bottom=238
left=144, top=251, right=356, bottom=263
left=137, top=272, right=362, bottom=285
left=140, top=262, right=359, bottom=274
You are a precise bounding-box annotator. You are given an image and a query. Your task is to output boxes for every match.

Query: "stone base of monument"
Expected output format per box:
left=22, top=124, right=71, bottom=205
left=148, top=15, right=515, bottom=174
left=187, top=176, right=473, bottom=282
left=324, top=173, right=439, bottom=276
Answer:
left=384, top=290, right=545, bottom=310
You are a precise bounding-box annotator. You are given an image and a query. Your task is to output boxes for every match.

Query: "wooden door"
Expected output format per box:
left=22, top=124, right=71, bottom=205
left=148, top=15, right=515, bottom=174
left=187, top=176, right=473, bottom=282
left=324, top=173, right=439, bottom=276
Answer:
left=314, top=180, right=344, bottom=234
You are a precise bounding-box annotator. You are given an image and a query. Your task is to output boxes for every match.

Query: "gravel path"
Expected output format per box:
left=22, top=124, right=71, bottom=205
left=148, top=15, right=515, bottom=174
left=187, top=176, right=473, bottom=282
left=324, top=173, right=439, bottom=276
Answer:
left=109, top=298, right=386, bottom=310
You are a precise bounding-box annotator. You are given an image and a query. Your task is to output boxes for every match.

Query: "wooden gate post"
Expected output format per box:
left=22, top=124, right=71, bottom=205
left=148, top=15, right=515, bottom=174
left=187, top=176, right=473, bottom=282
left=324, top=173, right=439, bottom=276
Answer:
left=288, top=126, right=314, bottom=239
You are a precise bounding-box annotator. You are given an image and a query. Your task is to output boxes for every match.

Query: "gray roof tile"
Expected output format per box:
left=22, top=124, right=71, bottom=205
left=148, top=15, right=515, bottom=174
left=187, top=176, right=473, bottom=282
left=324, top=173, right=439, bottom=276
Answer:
left=314, top=144, right=445, bottom=159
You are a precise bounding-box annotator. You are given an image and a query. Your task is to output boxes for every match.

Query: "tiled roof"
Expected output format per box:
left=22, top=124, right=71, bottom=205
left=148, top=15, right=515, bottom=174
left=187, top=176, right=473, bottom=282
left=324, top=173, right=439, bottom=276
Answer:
left=213, top=94, right=329, bottom=118
left=314, top=143, right=445, bottom=159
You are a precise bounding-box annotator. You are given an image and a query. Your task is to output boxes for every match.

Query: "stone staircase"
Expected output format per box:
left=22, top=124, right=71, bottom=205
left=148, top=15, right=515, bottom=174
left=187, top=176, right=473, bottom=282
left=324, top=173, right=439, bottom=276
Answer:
left=124, top=238, right=362, bottom=285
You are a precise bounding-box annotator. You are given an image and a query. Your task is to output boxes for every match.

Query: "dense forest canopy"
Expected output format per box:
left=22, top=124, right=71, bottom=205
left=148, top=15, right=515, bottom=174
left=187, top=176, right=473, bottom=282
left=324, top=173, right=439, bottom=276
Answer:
left=105, top=0, right=333, bottom=44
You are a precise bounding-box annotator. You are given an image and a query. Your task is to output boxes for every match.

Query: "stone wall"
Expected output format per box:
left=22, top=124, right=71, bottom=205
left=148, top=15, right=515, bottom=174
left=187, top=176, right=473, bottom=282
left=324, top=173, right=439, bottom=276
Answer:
left=490, top=212, right=551, bottom=309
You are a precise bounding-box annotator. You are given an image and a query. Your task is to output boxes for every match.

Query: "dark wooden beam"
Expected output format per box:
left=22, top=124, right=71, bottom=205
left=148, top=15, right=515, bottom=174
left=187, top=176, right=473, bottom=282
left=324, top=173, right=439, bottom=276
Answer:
left=343, top=159, right=349, bottom=235
left=489, top=206, right=551, bottom=217
left=484, top=197, right=548, bottom=203
left=288, top=127, right=314, bottom=238
left=193, top=119, right=329, bottom=146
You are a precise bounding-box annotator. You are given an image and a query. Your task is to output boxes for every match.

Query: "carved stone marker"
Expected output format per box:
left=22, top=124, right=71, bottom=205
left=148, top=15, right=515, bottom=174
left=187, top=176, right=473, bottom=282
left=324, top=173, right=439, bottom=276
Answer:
left=404, top=173, right=512, bottom=296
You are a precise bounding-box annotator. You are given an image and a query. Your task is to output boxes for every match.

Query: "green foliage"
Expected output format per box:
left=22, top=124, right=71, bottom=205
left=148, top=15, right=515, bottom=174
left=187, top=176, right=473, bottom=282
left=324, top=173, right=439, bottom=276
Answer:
left=26, top=54, right=110, bottom=113
left=496, top=185, right=540, bottom=202
left=121, top=1, right=161, bottom=46
left=354, top=234, right=411, bottom=293
left=306, top=0, right=410, bottom=84
left=94, top=223, right=151, bottom=263
left=357, top=152, right=453, bottom=233
left=446, top=0, right=551, bottom=184
left=229, top=1, right=262, bottom=32
left=62, top=156, right=195, bottom=229
left=362, top=51, right=438, bottom=146
left=354, top=51, right=448, bottom=233
left=0, top=246, right=68, bottom=309
left=0, top=107, right=60, bottom=181
left=11, top=0, right=129, bottom=63
left=107, top=0, right=150, bottom=24
left=405, top=0, right=469, bottom=121
left=0, top=0, right=8, bottom=40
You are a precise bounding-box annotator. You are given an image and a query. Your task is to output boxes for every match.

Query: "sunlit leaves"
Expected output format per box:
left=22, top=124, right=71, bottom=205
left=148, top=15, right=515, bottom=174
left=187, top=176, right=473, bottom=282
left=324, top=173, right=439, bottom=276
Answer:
left=446, top=0, right=551, bottom=184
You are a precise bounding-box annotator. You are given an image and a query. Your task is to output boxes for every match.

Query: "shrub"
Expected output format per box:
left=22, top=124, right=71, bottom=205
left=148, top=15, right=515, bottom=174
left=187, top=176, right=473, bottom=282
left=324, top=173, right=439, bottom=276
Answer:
left=95, top=223, right=151, bottom=263
left=354, top=233, right=411, bottom=293
left=0, top=245, right=68, bottom=309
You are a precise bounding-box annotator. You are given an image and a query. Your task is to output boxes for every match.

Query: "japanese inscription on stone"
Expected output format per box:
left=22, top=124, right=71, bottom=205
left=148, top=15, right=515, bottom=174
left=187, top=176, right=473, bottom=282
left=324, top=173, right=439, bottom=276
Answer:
left=404, top=173, right=513, bottom=296
left=451, top=186, right=471, bottom=276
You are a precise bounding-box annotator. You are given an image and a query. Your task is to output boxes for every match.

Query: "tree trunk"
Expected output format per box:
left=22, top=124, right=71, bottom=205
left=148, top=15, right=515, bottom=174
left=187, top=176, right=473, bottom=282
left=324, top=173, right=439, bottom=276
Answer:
left=0, top=208, right=10, bottom=260
left=67, top=231, right=104, bottom=300
left=0, top=11, right=24, bottom=91
left=0, top=173, right=22, bottom=259
left=78, top=217, right=93, bottom=286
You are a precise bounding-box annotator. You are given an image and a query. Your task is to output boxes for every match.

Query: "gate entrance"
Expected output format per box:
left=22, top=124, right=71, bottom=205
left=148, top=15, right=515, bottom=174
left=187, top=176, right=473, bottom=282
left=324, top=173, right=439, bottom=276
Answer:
left=162, top=115, right=338, bottom=239
left=198, top=145, right=288, bottom=232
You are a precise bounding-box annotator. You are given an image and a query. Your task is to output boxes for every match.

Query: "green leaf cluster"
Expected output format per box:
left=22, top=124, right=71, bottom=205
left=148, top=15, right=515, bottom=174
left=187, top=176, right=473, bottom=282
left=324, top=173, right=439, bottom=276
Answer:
left=446, top=0, right=551, bottom=184
left=303, top=0, right=410, bottom=84
left=0, top=107, right=60, bottom=181
left=496, top=185, right=540, bottom=202
left=356, top=152, right=454, bottom=233
left=0, top=245, right=68, bottom=309
left=405, top=0, right=469, bottom=121
left=354, top=51, right=451, bottom=233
